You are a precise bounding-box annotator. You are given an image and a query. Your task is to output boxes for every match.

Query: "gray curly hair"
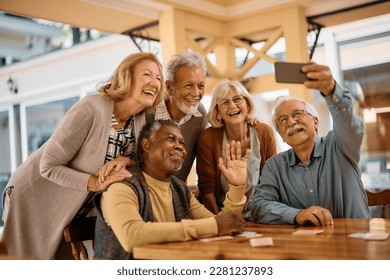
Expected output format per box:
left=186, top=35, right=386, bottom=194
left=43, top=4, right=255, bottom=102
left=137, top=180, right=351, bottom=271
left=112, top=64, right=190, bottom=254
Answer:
left=165, top=49, right=207, bottom=86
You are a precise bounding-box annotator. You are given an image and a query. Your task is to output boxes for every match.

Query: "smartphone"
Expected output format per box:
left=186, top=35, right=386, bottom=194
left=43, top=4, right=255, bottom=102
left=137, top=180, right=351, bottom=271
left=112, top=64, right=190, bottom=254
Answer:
left=274, top=62, right=309, bottom=84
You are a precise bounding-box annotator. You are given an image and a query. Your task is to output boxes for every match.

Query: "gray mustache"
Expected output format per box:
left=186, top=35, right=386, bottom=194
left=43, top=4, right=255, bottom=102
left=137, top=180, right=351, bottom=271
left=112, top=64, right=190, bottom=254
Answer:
left=285, top=123, right=306, bottom=137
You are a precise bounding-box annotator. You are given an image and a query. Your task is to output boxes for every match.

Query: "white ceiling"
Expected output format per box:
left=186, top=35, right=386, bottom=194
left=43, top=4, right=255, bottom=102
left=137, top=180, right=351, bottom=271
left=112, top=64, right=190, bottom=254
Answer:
left=0, top=0, right=388, bottom=36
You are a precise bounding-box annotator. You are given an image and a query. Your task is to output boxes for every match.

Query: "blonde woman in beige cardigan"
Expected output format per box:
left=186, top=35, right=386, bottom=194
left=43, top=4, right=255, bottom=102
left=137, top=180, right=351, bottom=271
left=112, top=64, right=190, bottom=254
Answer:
left=1, top=52, right=164, bottom=259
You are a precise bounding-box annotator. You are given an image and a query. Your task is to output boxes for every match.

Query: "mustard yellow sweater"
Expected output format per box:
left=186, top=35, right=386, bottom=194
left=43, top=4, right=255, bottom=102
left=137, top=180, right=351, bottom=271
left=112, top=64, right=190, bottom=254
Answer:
left=101, top=172, right=246, bottom=252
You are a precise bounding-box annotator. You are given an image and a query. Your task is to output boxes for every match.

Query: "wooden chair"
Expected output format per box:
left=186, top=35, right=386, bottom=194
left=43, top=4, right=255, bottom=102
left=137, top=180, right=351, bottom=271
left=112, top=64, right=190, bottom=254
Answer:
left=63, top=216, right=96, bottom=260
left=365, top=189, right=390, bottom=219
left=0, top=240, right=8, bottom=255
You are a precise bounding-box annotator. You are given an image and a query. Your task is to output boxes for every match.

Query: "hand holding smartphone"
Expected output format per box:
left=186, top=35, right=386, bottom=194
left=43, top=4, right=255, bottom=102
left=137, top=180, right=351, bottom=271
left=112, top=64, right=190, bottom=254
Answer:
left=275, top=62, right=310, bottom=84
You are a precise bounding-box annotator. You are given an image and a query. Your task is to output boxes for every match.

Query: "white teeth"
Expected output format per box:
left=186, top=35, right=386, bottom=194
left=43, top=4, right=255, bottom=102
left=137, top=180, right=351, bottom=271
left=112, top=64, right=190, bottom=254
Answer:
left=286, top=124, right=305, bottom=137
left=185, top=98, right=198, bottom=103
left=289, top=129, right=303, bottom=136
left=143, top=90, right=155, bottom=95
left=228, top=111, right=240, bottom=116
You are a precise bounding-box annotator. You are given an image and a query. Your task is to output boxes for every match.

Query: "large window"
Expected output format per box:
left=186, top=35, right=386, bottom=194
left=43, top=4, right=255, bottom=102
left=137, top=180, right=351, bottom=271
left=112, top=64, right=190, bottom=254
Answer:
left=0, top=110, right=11, bottom=225
left=24, top=97, right=79, bottom=157
left=344, top=62, right=390, bottom=191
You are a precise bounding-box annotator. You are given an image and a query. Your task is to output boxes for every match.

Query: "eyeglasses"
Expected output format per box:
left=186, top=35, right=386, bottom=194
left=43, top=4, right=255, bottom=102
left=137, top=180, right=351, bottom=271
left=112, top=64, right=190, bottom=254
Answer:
left=276, top=109, right=310, bottom=126
left=217, top=96, right=245, bottom=109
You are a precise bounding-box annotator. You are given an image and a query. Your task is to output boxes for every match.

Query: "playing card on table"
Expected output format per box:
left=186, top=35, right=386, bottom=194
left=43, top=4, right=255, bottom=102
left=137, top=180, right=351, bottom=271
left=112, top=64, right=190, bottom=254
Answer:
left=364, top=232, right=389, bottom=241
left=348, top=232, right=367, bottom=239
left=292, top=229, right=324, bottom=235
left=348, top=232, right=389, bottom=240
left=249, top=237, right=273, bottom=247
left=199, top=236, right=234, bottom=243
left=236, top=231, right=263, bottom=238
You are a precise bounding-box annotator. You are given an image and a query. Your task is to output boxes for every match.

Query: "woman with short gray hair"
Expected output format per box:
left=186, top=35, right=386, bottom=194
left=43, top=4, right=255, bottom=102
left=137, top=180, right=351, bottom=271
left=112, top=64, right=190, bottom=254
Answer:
left=196, top=79, right=277, bottom=219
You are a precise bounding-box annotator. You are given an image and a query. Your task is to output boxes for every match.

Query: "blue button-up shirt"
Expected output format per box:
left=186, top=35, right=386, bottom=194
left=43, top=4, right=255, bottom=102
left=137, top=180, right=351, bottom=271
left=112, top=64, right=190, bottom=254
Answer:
left=250, top=84, right=370, bottom=224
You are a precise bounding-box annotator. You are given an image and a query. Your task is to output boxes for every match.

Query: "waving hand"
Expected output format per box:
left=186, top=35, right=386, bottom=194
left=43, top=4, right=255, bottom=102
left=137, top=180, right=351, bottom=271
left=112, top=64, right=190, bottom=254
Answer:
left=218, top=141, right=249, bottom=186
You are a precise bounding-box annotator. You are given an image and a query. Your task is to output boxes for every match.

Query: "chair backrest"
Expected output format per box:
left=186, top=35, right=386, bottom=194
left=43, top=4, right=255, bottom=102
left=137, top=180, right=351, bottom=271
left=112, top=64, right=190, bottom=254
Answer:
left=365, top=189, right=390, bottom=219
left=63, top=216, right=96, bottom=260
left=0, top=240, right=8, bottom=256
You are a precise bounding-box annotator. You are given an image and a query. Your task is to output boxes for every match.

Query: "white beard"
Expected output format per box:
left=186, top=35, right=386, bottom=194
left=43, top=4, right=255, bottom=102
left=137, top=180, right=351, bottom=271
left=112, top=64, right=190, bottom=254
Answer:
left=174, top=98, right=199, bottom=115
left=164, top=158, right=183, bottom=173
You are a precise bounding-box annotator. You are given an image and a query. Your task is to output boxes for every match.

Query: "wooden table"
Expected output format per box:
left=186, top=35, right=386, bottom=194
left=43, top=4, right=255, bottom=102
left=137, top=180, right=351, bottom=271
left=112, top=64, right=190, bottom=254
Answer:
left=133, top=218, right=390, bottom=260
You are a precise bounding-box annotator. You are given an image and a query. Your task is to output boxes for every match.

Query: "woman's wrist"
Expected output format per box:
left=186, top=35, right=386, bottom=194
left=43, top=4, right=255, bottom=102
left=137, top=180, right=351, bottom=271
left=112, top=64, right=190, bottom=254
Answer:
left=117, top=156, right=132, bottom=167
left=87, top=175, right=99, bottom=192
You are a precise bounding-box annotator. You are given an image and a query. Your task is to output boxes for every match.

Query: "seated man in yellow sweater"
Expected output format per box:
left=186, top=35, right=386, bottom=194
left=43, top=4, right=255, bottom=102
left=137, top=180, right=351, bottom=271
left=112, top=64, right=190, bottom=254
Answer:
left=93, top=119, right=249, bottom=259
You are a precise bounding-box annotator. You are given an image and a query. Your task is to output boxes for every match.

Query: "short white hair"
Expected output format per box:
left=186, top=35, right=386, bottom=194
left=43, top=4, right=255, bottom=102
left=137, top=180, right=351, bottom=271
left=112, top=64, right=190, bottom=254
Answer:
left=272, top=96, right=318, bottom=128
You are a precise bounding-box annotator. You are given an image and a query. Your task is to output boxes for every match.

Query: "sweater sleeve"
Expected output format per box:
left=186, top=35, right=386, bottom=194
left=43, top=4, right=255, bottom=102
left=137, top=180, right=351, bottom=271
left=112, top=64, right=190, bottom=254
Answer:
left=196, top=128, right=219, bottom=194
left=190, top=181, right=246, bottom=216
left=39, top=96, right=107, bottom=191
left=219, top=183, right=247, bottom=214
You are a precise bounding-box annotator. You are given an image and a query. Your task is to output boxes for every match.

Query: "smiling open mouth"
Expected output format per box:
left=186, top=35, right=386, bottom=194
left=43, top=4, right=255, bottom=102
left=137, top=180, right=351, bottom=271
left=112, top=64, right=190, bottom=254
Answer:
left=288, top=128, right=304, bottom=136
left=228, top=110, right=240, bottom=116
left=143, top=90, right=155, bottom=96
left=185, top=97, right=199, bottom=104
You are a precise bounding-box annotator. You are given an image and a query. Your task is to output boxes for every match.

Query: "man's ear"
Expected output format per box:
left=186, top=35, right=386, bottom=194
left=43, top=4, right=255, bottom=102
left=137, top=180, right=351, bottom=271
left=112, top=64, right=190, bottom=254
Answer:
left=166, top=81, right=174, bottom=96
left=314, top=117, right=319, bottom=130
left=141, top=138, right=150, bottom=152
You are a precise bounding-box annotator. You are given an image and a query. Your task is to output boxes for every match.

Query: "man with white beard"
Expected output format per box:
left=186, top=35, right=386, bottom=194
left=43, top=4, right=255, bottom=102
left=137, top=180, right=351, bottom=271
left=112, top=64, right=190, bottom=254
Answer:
left=146, top=49, right=208, bottom=182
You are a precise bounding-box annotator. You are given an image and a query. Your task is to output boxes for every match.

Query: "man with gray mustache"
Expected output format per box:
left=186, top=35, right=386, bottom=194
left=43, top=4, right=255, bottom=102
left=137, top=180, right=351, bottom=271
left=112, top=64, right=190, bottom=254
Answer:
left=250, top=61, right=370, bottom=225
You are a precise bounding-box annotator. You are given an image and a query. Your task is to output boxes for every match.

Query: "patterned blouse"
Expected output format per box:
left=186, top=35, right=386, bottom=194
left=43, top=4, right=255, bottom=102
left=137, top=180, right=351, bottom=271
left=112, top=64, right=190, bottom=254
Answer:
left=105, top=114, right=136, bottom=162
left=74, top=114, right=136, bottom=219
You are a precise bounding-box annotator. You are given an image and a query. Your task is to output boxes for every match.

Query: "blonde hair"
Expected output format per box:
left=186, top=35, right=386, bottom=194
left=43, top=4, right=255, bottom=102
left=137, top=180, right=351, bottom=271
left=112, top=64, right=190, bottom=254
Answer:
left=97, top=52, right=165, bottom=106
left=208, top=79, right=257, bottom=128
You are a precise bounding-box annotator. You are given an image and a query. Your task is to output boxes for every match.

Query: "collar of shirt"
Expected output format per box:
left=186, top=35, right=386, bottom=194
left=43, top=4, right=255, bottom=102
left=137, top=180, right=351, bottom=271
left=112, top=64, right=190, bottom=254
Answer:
left=111, top=114, right=134, bottom=128
left=154, top=100, right=203, bottom=125
left=287, top=137, right=323, bottom=166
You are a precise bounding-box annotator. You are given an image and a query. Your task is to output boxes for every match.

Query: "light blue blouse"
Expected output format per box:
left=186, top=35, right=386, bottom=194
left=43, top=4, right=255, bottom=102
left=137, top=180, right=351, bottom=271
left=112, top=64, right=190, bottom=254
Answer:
left=250, top=84, right=370, bottom=224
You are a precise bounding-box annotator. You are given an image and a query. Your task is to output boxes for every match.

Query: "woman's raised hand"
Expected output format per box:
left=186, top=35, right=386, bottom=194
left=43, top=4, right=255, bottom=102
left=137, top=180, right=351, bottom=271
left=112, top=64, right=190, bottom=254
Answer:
left=218, top=140, right=249, bottom=186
